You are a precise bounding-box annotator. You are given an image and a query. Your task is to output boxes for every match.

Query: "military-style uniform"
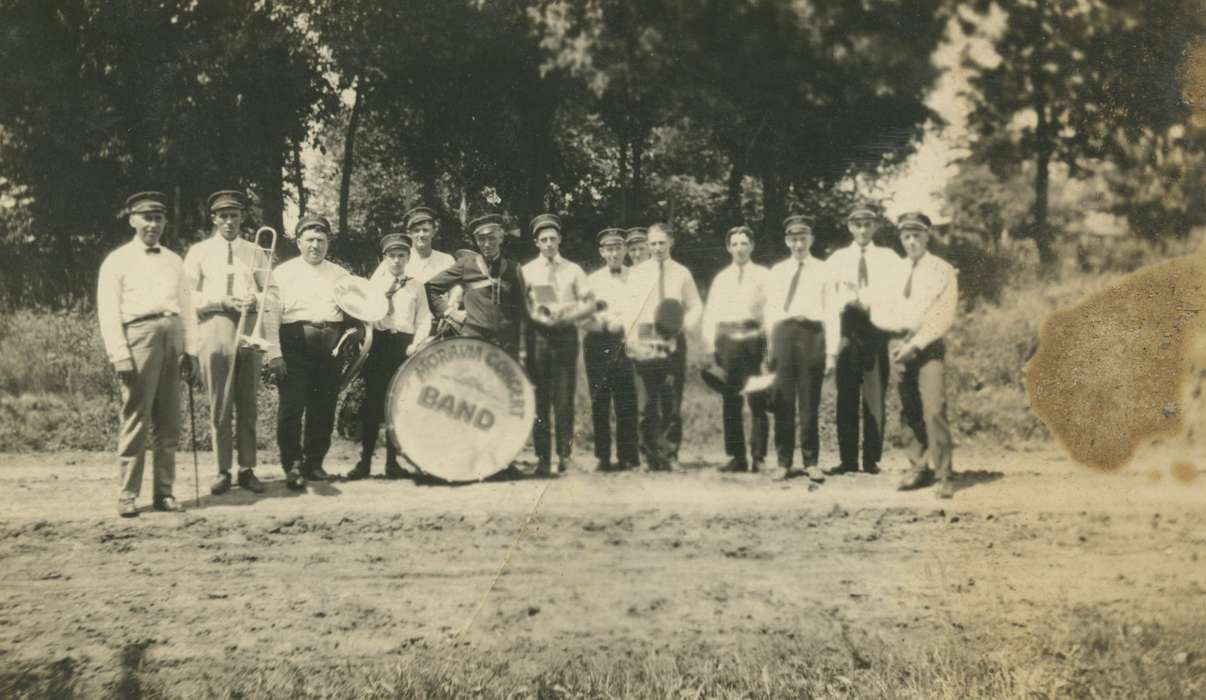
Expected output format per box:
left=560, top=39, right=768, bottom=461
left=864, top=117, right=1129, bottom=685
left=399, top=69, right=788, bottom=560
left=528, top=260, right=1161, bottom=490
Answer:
left=97, top=191, right=195, bottom=516
left=424, top=214, right=528, bottom=358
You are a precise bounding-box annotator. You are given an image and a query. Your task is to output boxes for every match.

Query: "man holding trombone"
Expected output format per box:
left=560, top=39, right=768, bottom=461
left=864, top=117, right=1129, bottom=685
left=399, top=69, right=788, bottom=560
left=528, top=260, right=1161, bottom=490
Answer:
left=182, top=190, right=279, bottom=496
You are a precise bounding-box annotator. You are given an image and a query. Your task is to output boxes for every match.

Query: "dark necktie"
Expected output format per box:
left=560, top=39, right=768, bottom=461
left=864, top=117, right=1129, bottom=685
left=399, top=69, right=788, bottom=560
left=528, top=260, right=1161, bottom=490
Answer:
left=904, top=259, right=918, bottom=299
left=548, top=259, right=559, bottom=300
left=657, top=261, right=665, bottom=303
left=386, top=275, right=407, bottom=316
left=857, top=246, right=868, bottom=288
left=225, top=241, right=235, bottom=296
left=145, top=246, right=161, bottom=254
left=783, top=260, right=803, bottom=312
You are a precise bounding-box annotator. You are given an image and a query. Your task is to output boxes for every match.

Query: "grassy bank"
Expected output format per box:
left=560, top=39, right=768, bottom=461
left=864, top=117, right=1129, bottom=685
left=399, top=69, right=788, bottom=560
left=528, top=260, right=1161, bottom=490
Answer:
left=0, top=261, right=1152, bottom=454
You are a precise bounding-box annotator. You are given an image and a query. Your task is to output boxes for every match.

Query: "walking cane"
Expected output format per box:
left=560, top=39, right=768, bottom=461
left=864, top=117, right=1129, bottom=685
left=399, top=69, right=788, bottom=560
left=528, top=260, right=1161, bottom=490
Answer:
left=187, top=378, right=200, bottom=507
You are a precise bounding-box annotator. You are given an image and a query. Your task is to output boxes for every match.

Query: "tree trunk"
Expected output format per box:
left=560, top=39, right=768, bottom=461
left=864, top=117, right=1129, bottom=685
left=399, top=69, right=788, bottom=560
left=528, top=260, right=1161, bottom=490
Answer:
left=338, top=83, right=363, bottom=239
left=618, top=138, right=630, bottom=225
left=762, top=173, right=786, bottom=245
left=726, top=160, right=743, bottom=225
left=289, top=137, right=307, bottom=218
left=631, top=126, right=646, bottom=222
left=263, top=137, right=286, bottom=240
left=1032, top=106, right=1055, bottom=267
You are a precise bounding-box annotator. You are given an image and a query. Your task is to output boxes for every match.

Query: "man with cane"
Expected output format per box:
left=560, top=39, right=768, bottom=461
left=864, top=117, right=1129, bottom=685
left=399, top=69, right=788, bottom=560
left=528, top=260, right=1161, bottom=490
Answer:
left=97, top=191, right=196, bottom=517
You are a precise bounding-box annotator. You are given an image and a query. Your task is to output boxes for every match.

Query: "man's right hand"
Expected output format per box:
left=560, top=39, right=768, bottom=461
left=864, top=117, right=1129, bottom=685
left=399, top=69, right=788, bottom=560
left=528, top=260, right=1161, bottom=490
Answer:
left=263, top=357, right=286, bottom=386
left=446, top=308, right=468, bottom=325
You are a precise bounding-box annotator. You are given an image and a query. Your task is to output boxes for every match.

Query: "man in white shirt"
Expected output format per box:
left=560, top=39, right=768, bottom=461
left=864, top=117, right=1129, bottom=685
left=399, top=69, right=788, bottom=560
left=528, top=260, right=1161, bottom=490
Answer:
left=824, top=202, right=901, bottom=476
left=622, top=222, right=702, bottom=471
left=763, top=215, right=841, bottom=482
left=701, top=225, right=770, bottom=473
left=582, top=228, right=640, bottom=471
left=626, top=227, right=650, bottom=266
left=182, top=190, right=277, bottom=496
left=874, top=212, right=959, bottom=498
left=97, top=191, right=196, bottom=517
left=272, top=214, right=350, bottom=489
left=348, top=232, right=430, bottom=481
left=523, top=213, right=592, bottom=476
left=397, top=206, right=454, bottom=341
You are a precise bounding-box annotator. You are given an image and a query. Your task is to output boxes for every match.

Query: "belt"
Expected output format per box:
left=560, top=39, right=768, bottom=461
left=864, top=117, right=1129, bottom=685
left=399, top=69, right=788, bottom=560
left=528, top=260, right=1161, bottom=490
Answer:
left=123, top=311, right=177, bottom=326
left=199, top=309, right=240, bottom=321
left=716, top=320, right=762, bottom=336
left=284, top=320, right=340, bottom=329
left=783, top=317, right=823, bottom=329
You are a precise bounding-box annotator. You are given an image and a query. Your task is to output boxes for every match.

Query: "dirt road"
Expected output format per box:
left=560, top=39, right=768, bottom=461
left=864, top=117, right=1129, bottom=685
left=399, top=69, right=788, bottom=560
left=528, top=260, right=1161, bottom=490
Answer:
left=1, top=444, right=1203, bottom=697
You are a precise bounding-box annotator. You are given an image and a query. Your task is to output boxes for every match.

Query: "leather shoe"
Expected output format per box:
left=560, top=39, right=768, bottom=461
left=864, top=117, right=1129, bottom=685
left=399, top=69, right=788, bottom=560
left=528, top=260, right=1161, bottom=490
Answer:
left=898, top=468, right=936, bottom=491
left=285, top=469, right=307, bottom=491
left=535, top=459, right=553, bottom=478
left=346, top=459, right=371, bottom=480
left=558, top=458, right=573, bottom=473
left=153, top=495, right=184, bottom=512
left=210, top=472, right=232, bottom=495
left=803, top=465, right=826, bottom=483
left=783, top=465, right=806, bottom=480
left=384, top=460, right=408, bottom=480
left=621, top=459, right=641, bottom=471
left=719, top=458, right=749, bottom=473
left=863, top=462, right=881, bottom=475
left=595, top=458, right=613, bottom=472
left=937, top=477, right=955, bottom=499
left=823, top=463, right=857, bottom=476
left=237, top=469, right=265, bottom=494
left=751, top=459, right=764, bottom=473
left=118, top=497, right=139, bottom=518
left=306, top=464, right=332, bottom=481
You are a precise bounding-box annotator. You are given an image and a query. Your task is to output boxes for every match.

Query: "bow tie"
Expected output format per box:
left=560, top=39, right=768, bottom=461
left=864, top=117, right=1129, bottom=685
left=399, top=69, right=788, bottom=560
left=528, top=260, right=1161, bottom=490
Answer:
left=144, top=246, right=161, bottom=254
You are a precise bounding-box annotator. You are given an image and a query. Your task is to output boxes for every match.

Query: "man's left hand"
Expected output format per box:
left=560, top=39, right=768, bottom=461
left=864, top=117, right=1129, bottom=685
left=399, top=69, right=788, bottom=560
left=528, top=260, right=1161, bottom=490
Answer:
left=891, top=344, right=918, bottom=364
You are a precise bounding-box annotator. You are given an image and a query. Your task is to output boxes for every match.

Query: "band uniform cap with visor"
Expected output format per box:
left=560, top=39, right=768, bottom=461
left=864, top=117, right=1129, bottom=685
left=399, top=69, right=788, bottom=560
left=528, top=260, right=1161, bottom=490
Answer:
left=207, top=190, right=246, bottom=212
left=847, top=201, right=881, bottom=222
left=295, top=214, right=332, bottom=238
left=469, top=213, right=505, bottom=239
left=403, top=206, right=437, bottom=231
left=625, top=227, right=648, bottom=243
left=125, top=191, right=168, bottom=216
left=897, top=211, right=933, bottom=232
left=782, top=214, right=813, bottom=236
left=597, top=227, right=626, bottom=246
left=380, top=233, right=413, bottom=255
left=529, top=213, right=562, bottom=237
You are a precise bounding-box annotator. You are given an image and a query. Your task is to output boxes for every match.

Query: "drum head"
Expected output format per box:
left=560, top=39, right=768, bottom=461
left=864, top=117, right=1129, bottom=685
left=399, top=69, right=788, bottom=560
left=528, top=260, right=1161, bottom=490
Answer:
left=334, top=275, right=388, bottom=322
left=386, top=337, right=536, bottom=482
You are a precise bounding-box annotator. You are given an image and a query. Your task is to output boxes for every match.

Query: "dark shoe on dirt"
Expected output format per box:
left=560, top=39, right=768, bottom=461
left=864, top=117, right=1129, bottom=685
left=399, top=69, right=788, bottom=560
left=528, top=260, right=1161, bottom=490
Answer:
left=346, top=459, right=371, bottom=481
left=595, top=458, right=613, bottom=472
left=802, top=466, right=827, bottom=483
left=719, top=458, right=749, bottom=473
left=237, top=470, right=265, bottom=494
left=384, top=460, right=408, bottom=480
left=210, top=472, right=232, bottom=495
left=286, top=469, right=307, bottom=491
left=118, top=497, right=139, bottom=518
left=898, top=468, right=936, bottom=491
left=751, top=459, right=765, bottom=473
left=862, top=462, right=881, bottom=475
left=153, top=496, right=184, bottom=512
left=306, top=465, right=332, bottom=481
left=823, top=463, right=857, bottom=476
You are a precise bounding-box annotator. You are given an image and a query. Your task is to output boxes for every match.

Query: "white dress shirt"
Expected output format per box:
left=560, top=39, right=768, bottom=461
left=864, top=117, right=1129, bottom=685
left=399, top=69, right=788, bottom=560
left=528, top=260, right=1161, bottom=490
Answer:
left=700, top=262, right=768, bottom=353
left=825, top=242, right=908, bottom=327
left=368, top=264, right=431, bottom=346
left=621, top=257, right=703, bottom=343
left=273, top=257, right=349, bottom=324
left=522, top=253, right=591, bottom=324
left=763, top=255, right=842, bottom=357
left=583, top=265, right=631, bottom=333
left=97, top=238, right=195, bottom=364
left=872, top=251, right=958, bottom=352
left=404, top=248, right=455, bottom=284
left=182, top=233, right=282, bottom=359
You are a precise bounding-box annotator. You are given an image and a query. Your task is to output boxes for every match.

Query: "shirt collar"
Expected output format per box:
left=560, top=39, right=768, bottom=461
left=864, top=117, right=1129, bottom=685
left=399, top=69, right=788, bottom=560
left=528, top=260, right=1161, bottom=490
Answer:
left=541, top=253, right=564, bottom=267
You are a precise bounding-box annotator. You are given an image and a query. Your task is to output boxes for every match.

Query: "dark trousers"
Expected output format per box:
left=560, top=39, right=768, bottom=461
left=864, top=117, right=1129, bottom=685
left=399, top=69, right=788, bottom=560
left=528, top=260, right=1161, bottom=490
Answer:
left=633, top=335, right=686, bottom=467
left=899, top=341, right=952, bottom=478
left=835, top=306, right=889, bottom=469
left=526, top=325, right=579, bottom=462
left=583, top=331, right=639, bottom=464
left=360, top=331, right=412, bottom=464
left=770, top=319, right=825, bottom=466
left=715, top=333, right=769, bottom=462
left=277, top=322, right=342, bottom=472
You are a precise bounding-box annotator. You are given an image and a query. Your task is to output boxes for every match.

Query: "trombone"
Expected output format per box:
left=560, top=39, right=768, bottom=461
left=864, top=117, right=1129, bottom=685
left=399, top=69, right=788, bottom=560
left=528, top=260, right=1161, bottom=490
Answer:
left=219, top=226, right=278, bottom=420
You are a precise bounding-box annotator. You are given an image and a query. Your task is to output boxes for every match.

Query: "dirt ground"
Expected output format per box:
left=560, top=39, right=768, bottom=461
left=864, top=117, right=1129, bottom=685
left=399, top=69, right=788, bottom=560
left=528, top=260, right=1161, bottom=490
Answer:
left=1, top=441, right=1204, bottom=697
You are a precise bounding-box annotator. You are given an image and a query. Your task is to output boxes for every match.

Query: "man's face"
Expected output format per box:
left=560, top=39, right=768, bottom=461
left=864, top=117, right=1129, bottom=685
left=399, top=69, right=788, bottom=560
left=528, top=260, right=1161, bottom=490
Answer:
left=648, top=230, right=672, bottom=262
left=600, top=242, right=625, bottom=270
left=129, top=212, right=166, bottom=247
left=475, top=230, right=502, bottom=260
left=727, top=233, right=753, bottom=265
left=785, top=232, right=813, bottom=260
left=848, top=216, right=877, bottom=246
left=213, top=208, right=243, bottom=241
left=298, top=229, right=329, bottom=265
left=900, top=228, right=929, bottom=261
left=627, top=240, right=649, bottom=264
left=535, top=228, right=561, bottom=260
left=384, top=248, right=410, bottom=277
left=409, top=221, right=435, bottom=256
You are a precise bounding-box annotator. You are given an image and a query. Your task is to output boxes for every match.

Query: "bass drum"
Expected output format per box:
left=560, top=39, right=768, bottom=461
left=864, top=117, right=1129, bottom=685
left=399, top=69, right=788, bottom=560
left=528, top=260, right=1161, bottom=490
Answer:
left=386, top=337, right=536, bottom=482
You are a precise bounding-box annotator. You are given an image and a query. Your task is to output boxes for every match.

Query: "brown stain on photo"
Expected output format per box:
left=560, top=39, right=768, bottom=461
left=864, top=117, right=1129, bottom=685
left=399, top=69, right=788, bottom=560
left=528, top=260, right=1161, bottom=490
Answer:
left=1024, top=250, right=1206, bottom=471
left=1170, top=460, right=1199, bottom=484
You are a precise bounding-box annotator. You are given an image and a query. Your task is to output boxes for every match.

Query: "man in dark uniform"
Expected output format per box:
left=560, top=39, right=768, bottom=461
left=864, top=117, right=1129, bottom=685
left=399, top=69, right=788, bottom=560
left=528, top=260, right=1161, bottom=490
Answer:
left=424, top=213, right=528, bottom=358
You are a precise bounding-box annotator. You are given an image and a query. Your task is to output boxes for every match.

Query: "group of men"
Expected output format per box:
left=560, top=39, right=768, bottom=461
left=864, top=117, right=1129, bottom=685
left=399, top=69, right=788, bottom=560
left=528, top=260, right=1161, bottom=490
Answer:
left=97, top=189, right=957, bottom=518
